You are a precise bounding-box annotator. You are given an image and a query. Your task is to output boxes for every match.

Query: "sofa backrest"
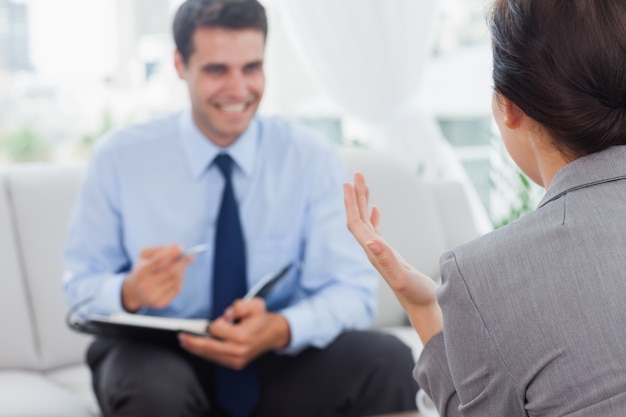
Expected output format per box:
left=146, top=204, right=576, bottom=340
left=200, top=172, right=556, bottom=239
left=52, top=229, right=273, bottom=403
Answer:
left=0, top=164, right=92, bottom=371
left=0, top=173, right=39, bottom=370
left=0, top=147, right=483, bottom=370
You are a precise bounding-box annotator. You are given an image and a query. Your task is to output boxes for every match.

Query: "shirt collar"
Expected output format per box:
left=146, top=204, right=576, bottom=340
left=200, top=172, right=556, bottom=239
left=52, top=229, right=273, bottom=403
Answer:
left=178, top=109, right=259, bottom=179
left=539, top=145, right=626, bottom=207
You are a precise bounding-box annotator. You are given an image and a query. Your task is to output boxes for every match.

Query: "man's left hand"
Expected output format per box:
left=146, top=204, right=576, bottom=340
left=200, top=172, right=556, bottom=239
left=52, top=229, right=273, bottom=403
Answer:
left=178, top=298, right=291, bottom=369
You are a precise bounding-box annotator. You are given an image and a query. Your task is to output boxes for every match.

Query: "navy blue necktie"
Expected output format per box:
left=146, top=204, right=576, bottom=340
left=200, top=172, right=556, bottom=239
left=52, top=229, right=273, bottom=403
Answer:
left=211, top=154, right=259, bottom=417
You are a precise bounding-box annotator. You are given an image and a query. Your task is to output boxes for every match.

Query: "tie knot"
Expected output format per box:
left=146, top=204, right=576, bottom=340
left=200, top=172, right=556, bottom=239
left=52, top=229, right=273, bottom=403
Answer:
left=214, top=153, right=233, bottom=179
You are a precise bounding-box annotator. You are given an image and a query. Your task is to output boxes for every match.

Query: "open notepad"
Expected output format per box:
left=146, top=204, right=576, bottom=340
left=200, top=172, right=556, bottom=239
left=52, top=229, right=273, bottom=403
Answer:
left=68, top=262, right=294, bottom=344
left=70, top=312, right=211, bottom=345
left=91, top=312, right=210, bottom=334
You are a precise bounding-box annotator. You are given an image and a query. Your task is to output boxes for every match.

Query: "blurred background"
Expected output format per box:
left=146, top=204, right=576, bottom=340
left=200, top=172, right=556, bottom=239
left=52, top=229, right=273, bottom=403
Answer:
left=0, top=0, right=541, bottom=227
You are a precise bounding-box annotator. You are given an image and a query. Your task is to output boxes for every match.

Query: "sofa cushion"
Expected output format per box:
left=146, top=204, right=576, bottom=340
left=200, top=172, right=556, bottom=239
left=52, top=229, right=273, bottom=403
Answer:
left=47, top=365, right=100, bottom=416
left=377, top=326, right=423, bottom=361
left=0, top=173, right=38, bottom=370
left=0, top=371, right=96, bottom=417
left=5, top=164, right=92, bottom=371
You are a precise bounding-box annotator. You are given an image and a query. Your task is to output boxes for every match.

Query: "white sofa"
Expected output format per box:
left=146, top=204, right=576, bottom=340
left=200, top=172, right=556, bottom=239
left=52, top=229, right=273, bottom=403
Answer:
left=0, top=146, right=483, bottom=417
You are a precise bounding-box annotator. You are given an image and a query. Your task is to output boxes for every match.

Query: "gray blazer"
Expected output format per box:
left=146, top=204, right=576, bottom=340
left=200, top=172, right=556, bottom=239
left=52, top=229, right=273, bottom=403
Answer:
left=415, top=145, right=626, bottom=416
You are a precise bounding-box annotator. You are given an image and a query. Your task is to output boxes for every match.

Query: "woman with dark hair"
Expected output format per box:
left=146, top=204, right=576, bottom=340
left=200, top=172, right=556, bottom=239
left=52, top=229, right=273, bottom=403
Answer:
left=345, top=0, right=626, bottom=415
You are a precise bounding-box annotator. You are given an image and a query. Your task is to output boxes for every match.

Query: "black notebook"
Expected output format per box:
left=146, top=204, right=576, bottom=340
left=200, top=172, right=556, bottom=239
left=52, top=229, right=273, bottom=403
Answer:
left=68, top=312, right=211, bottom=344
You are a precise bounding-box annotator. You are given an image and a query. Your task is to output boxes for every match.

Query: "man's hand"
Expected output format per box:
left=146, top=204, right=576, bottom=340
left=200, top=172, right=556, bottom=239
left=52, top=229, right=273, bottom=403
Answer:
left=122, top=244, right=193, bottom=312
left=178, top=298, right=291, bottom=370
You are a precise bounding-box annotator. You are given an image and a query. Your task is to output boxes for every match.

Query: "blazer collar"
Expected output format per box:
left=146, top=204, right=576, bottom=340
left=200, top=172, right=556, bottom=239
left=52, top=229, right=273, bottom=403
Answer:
left=539, top=145, right=626, bottom=208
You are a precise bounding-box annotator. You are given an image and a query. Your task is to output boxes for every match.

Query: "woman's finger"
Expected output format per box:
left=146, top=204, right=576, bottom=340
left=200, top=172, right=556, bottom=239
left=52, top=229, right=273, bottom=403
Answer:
left=364, top=238, right=410, bottom=289
left=354, top=173, right=371, bottom=223
left=370, top=204, right=380, bottom=234
left=343, top=182, right=364, bottom=233
left=344, top=183, right=375, bottom=244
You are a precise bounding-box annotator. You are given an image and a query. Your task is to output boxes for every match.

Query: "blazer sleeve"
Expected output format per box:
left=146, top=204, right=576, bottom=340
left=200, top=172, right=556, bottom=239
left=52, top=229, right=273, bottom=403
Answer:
left=414, top=250, right=526, bottom=417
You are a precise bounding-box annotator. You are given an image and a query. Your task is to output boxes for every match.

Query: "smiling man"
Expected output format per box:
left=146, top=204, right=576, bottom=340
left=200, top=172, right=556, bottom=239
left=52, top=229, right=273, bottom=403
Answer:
left=62, top=1, right=418, bottom=416
left=175, top=26, right=265, bottom=147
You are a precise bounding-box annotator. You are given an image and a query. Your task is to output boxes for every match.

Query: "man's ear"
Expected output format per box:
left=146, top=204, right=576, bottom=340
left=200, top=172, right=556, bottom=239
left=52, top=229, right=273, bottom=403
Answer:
left=174, top=50, right=187, bottom=80
left=502, top=96, right=525, bottom=129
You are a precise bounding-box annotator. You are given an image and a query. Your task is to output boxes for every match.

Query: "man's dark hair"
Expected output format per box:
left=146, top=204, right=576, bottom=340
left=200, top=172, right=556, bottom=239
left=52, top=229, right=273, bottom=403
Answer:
left=489, top=0, right=626, bottom=158
left=173, top=0, right=267, bottom=65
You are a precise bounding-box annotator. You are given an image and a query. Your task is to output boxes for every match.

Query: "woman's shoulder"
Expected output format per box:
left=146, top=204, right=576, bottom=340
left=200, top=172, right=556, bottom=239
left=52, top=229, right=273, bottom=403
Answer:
left=441, top=200, right=567, bottom=291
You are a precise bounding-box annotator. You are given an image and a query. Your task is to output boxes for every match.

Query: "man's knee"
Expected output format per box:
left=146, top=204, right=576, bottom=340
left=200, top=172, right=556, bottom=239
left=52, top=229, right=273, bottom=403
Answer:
left=335, top=331, right=415, bottom=364
left=329, top=331, right=418, bottom=413
left=91, top=340, right=209, bottom=417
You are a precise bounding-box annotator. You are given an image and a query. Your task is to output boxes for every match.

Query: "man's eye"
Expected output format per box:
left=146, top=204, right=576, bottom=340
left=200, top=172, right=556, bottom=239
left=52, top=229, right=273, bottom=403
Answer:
left=244, top=63, right=262, bottom=73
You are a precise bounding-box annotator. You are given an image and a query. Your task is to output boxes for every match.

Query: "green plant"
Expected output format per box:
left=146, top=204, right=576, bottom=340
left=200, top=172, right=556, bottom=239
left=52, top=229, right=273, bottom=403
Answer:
left=0, top=128, right=49, bottom=162
left=81, top=110, right=114, bottom=149
left=493, top=170, right=534, bottom=228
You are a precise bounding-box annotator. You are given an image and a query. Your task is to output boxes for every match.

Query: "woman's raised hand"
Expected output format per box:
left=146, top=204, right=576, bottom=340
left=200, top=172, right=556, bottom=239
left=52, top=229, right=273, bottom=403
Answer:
left=343, top=172, right=443, bottom=344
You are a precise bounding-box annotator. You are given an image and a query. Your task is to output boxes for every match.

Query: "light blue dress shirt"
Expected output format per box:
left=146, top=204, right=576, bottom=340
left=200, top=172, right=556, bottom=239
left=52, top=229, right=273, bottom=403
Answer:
left=63, top=109, right=378, bottom=353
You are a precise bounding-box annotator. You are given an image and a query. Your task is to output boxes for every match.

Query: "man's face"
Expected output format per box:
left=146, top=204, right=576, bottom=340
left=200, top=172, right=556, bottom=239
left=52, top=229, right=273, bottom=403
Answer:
left=175, top=27, right=265, bottom=147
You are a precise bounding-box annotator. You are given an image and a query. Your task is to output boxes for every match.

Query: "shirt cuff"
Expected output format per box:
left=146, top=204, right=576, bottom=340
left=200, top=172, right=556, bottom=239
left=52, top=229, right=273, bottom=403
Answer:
left=89, top=272, right=129, bottom=315
left=276, top=302, right=327, bottom=355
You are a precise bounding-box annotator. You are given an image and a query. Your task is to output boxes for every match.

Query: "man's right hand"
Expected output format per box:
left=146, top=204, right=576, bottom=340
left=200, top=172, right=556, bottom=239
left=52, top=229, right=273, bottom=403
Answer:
left=122, top=244, right=192, bottom=312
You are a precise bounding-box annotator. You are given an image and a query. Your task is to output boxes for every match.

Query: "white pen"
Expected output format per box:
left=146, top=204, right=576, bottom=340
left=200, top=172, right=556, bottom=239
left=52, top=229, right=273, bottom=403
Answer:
left=179, top=243, right=209, bottom=260
left=243, top=263, right=293, bottom=301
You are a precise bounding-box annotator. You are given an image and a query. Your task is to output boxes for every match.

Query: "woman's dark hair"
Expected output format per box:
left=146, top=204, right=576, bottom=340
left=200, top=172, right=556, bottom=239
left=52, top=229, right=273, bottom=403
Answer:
left=489, top=0, right=626, bottom=158
left=173, top=0, right=267, bottom=65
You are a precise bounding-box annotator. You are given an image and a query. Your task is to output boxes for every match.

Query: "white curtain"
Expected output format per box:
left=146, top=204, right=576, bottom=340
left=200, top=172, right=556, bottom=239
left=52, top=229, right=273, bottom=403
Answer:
left=278, top=0, right=492, bottom=232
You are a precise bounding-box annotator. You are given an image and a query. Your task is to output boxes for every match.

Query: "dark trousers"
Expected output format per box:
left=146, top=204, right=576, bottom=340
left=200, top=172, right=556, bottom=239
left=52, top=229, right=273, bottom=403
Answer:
left=87, top=330, right=419, bottom=417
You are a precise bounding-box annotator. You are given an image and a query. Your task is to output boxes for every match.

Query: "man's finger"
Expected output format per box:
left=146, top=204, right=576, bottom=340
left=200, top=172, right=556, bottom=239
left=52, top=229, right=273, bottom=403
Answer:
left=147, top=244, right=184, bottom=272
left=149, top=276, right=182, bottom=307
left=229, top=298, right=265, bottom=318
left=209, top=317, right=247, bottom=343
left=178, top=333, right=216, bottom=357
left=178, top=332, right=242, bottom=363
